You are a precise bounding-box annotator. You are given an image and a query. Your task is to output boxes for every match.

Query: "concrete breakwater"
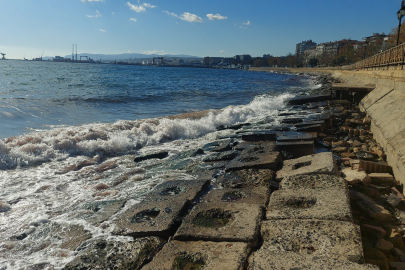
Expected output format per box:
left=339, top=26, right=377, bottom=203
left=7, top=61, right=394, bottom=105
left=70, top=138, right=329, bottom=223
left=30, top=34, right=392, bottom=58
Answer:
left=58, top=76, right=385, bottom=269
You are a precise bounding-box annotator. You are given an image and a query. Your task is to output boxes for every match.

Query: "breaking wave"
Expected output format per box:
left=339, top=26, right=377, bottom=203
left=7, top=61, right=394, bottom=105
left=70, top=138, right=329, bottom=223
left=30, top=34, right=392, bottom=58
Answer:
left=0, top=93, right=293, bottom=169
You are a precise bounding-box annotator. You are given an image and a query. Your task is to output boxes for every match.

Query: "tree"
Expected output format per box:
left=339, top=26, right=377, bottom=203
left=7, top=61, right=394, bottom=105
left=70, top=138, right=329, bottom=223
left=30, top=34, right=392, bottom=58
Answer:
left=308, top=57, right=319, bottom=67
left=389, top=21, right=405, bottom=46
left=253, top=58, right=263, bottom=67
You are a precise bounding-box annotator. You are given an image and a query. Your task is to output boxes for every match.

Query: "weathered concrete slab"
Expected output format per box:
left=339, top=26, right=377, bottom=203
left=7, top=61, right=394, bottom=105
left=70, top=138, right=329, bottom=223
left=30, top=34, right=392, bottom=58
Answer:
left=276, top=152, right=339, bottom=181
left=174, top=202, right=262, bottom=243
left=214, top=169, right=273, bottom=189
left=113, top=200, right=186, bottom=238
left=226, top=143, right=281, bottom=171
left=203, top=150, right=239, bottom=162
left=276, top=141, right=315, bottom=159
left=276, top=131, right=316, bottom=142
left=241, top=132, right=277, bottom=142
left=64, top=237, right=164, bottom=270
left=142, top=240, right=251, bottom=270
left=212, top=138, right=234, bottom=152
left=260, top=219, right=364, bottom=263
left=145, top=179, right=210, bottom=203
left=266, top=188, right=352, bottom=222
left=279, top=174, right=347, bottom=190
left=202, top=186, right=270, bottom=209
left=250, top=250, right=378, bottom=270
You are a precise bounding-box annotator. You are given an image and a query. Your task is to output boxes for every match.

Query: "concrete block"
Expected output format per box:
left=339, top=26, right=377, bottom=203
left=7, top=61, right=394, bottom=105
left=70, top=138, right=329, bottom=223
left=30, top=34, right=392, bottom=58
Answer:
left=276, top=141, right=315, bottom=159
left=350, top=191, right=392, bottom=222
left=64, top=237, right=164, bottom=270
left=369, top=173, right=395, bottom=186
left=214, top=168, right=273, bottom=189
left=78, top=200, right=125, bottom=225
left=266, top=189, right=352, bottom=222
left=174, top=202, right=262, bottom=243
left=276, top=131, right=316, bottom=142
left=296, top=124, right=323, bottom=133
left=145, top=179, right=210, bottom=203
left=202, top=186, right=270, bottom=209
left=342, top=168, right=372, bottom=186
left=113, top=200, right=186, bottom=238
left=279, top=174, right=347, bottom=191
left=226, top=143, right=281, bottom=171
left=142, top=240, right=251, bottom=270
left=276, top=152, right=339, bottom=181
left=250, top=250, right=378, bottom=270
left=241, top=132, right=277, bottom=142
left=260, top=219, right=364, bottom=263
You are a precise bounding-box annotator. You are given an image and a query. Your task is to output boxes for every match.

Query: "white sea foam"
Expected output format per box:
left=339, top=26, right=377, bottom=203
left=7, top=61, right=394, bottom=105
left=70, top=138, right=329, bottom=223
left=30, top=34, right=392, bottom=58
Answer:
left=0, top=93, right=293, bottom=169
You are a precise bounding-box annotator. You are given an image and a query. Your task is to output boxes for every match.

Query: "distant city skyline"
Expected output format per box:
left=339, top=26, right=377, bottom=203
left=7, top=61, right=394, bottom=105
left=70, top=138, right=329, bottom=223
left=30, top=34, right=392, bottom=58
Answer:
left=0, top=0, right=402, bottom=59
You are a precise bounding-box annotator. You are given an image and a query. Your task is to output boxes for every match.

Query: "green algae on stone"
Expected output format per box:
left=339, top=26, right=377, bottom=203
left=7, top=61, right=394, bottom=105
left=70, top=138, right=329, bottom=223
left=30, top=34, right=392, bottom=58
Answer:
left=192, top=209, right=233, bottom=228
left=172, top=252, right=205, bottom=270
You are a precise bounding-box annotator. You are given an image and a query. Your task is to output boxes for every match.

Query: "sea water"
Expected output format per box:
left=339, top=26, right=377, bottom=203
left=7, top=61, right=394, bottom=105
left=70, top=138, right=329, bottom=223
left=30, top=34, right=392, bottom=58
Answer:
left=0, top=60, right=322, bottom=269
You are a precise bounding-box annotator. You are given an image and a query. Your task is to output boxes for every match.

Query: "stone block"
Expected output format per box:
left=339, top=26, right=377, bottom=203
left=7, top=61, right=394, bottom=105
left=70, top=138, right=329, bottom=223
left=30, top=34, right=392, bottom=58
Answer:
left=361, top=224, right=386, bottom=237
left=226, top=143, right=281, bottom=172
left=296, top=124, right=323, bottom=133
left=174, top=202, right=262, bottom=243
left=266, top=188, right=352, bottom=222
left=342, top=168, right=371, bottom=186
left=64, top=237, right=164, bottom=270
left=203, top=150, right=239, bottom=162
left=241, top=132, right=277, bottom=142
left=369, top=173, right=395, bottom=186
left=214, top=169, right=273, bottom=189
left=78, top=200, right=126, bottom=225
left=276, top=152, right=339, bottom=181
left=279, top=174, right=347, bottom=190
left=260, top=219, right=364, bottom=263
left=212, top=138, right=233, bottom=152
left=250, top=250, right=378, bottom=270
left=359, top=160, right=392, bottom=174
left=142, top=240, right=251, bottom=270
left=276, top=131, right=316, bottom=142
left=113, top=200, right=186, bottom=238
left=275, top=141, right=315, bottom=159
left=375, top=238, right=394, bottom=253
left=145, top=179, right=210, bottom=203
left=350, top=191, right=392, bottom=222
left=202, top=186, right=270, bottom=209
left=341, top=152, right=358, bottom=159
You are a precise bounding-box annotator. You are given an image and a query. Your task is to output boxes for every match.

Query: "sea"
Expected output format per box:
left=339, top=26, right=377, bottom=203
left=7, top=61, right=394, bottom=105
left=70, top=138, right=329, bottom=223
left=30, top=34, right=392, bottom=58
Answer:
left=0, top=60, right=324, bottom=269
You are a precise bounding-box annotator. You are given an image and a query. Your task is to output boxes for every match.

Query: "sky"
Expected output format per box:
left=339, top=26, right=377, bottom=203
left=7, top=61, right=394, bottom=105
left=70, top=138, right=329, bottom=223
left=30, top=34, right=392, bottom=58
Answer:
left=0, top=0, right=403, bottom=59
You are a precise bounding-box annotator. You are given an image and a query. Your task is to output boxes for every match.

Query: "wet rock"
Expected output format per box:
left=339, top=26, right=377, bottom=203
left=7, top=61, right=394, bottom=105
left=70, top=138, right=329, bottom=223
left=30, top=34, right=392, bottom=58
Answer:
left=281, top=118, right=303, bottom=124
left=0, top=201, right=11, bottom=212
left=134, top=151, right=169, bottom=162
left=174, top=202, right=262, bottom=243
left=142, top=240, right=251, bottom=270
left=64, top=237, right=164, bottom=270
left=212, top=139, right=234, bottom=152
left=241, top=132, right=277, bottom=142
left=287, top=94, right=332, bottom=105
left=361, top=224, right=386, bottom=237
left=356, top=152, right=375, bottom=161
left=78, top=200, right=126, bottom=225
left=216, top=123, right=250, bottom=131
left=375, top=239, right=394, bottom=253
left=203, top=150, right=239, bottom=162
left=189, top=148, right=204, bottom=157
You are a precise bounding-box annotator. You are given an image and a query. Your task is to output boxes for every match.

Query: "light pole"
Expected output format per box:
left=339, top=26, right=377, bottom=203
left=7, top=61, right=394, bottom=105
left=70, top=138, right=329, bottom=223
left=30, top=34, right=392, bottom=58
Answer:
left=397, top=0, right=405, bottom=46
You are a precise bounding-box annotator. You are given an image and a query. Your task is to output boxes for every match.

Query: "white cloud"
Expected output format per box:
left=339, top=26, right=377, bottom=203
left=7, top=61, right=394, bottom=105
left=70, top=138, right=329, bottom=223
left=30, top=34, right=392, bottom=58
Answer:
left=243, top=20, right=251, bottom=25
left=163, top=11, right=202, bottom=22
left=98, top=28, right=106, bottom=32
left=81, top=0, right=104, bottom=2
left=207, top=13, right=227, bottom=20
left=126, top=1, right=156, bottom=12
left=130, top=18, right=137, bottom=22
left=86, top=10, right=102, bottom=18
left=220, top=50, right=225, bottom=53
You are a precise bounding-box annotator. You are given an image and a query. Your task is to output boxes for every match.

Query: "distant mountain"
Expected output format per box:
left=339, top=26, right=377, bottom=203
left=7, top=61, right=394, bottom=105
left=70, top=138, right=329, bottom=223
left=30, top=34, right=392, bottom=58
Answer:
left=43, top=53, right=202, bottom=61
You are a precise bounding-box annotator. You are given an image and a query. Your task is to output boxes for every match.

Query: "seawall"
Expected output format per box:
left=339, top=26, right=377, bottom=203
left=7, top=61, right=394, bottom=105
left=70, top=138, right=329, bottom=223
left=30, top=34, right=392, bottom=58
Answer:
left=251, top=67, right=405, bottom=186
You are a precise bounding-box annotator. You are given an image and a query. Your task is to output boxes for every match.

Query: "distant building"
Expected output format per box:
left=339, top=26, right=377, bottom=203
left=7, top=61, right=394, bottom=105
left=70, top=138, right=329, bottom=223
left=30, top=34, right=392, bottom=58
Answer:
left=234, top=54, right=252, bottom=62
left=263, top=54, right=272, bottom=59
left=296, top=40, right=317, bottom=58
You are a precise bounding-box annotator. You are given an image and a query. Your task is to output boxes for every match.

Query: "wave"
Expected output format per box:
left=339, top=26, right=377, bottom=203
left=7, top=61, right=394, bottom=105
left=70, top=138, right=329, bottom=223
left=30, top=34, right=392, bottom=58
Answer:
left=0, top=93, right=293, bottom=169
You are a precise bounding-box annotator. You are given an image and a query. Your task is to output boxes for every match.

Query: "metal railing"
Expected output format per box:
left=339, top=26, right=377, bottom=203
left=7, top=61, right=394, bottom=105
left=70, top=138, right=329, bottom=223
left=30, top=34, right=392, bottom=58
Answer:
left=341, top=43, right=405, bottom=70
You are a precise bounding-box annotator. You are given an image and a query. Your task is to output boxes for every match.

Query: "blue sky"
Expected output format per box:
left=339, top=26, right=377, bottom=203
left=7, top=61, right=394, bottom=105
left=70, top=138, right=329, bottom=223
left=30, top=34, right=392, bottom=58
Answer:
left=0, top=0, right=402, bottom=59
